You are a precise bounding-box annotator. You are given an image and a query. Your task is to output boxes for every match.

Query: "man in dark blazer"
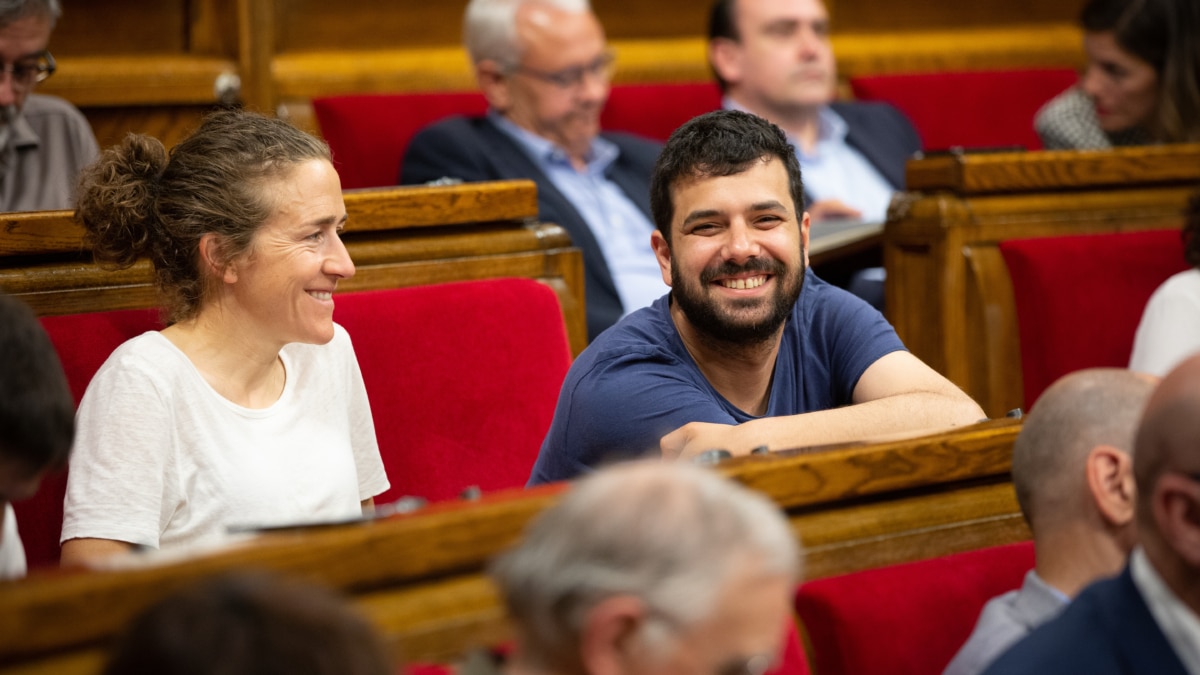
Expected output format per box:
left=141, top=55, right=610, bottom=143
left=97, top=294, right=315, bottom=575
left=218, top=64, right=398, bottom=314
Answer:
left=402, top=0, right=664, bottom=341
left=983, top=355, right=1200, bottom=675
left=708, top=0, right=920, bottom=308
left=708, top=0, right=920, bottom=224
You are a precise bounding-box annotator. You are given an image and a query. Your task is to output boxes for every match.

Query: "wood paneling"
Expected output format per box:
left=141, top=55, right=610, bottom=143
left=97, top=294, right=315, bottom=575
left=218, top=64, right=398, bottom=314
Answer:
left=0, top=181, right=588, bottom=356
left=0, top=419, right=1024, bottom=672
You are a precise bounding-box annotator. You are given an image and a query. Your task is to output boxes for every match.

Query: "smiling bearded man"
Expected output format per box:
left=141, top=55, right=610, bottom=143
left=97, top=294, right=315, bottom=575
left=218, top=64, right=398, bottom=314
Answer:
left=528, top=110, right=983, bottom=484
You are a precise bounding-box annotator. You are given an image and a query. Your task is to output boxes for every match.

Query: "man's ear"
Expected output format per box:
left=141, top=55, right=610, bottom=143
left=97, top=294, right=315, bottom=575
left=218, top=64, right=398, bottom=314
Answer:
left=708, top=37, right=743, bottom=87
left=799, top=210, right=811, bottom=267
left=198, top=232, right=238, bottom=284
left=1086, top=445, right=1136, bottom=528
left=475, top=59, right=512, bottom=112
left=650, top=230, right=673, bottom=287
left=579, top=595, right=649, bottom=675
left=1152, top=474, right=1200, bottom=568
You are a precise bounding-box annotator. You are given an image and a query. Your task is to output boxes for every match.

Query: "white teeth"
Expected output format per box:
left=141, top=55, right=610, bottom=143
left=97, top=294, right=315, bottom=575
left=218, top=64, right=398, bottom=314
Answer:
left=309, top=291, right=332, bottom=301
left=720, top=276, right=766, bottom=290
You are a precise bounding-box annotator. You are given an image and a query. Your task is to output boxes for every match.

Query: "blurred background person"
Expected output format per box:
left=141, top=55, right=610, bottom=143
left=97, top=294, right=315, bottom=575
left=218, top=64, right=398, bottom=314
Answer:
left=0, top=0, right=98, bottom=211
left=60, top=110, right=389, bottom=567
left=0, top=292, right=74, bottom=579
left=945, top=368, right=1155, bottom=675
left=103, top=571, right=393, bottom=675
left=493, top=461, right=800, bottom=675
left=1036, top=0, right=1200, bottom=150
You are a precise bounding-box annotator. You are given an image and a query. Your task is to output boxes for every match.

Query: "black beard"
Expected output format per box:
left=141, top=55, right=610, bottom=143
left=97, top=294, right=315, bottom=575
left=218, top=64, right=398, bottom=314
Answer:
left=670, top=255, right=805, bottom=346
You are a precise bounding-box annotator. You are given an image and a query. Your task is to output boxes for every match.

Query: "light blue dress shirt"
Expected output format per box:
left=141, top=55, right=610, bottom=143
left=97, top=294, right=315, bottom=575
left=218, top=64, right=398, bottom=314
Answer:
left=724, top=99, right=895, bottom=223
left=491, top=113, right=667, bottom=316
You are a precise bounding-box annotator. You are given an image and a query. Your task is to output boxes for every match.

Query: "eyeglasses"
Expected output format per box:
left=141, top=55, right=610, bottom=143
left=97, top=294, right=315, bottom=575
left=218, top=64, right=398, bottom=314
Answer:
left=1, top=50, right=55, bottom=88
left=511, top=51, right=614, bottom=89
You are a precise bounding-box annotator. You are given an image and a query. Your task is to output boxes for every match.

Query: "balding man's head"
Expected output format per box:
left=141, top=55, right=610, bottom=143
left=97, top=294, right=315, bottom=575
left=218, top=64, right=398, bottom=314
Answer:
left=1013, top=368, right=1156, bottom=534
left=1135, top=355, right=1200, bottom=533
left=491, top=462, right=799, bottom=675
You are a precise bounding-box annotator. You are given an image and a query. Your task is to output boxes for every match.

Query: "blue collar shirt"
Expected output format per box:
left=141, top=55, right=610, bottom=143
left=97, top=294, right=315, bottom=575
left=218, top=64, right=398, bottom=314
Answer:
left=491, top=112, right=667, bottom=316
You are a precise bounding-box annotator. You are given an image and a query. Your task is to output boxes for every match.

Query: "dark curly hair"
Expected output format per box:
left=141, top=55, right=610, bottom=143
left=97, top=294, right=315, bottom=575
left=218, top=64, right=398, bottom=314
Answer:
left=650, top=109, right=805, bottom=243
left=74, top=109, right=331, bottom=324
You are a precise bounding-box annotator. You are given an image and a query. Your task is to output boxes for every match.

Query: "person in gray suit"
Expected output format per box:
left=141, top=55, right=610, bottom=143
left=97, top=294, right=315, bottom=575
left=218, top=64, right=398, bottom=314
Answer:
left=943, top=368, right=1156, bottom=675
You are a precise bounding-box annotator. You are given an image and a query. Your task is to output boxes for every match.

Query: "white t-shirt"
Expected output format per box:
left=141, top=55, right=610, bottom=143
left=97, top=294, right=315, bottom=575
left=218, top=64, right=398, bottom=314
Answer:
left=62, top=324, right=389, bottom=552
left=1129, top=269, right=1200, bottom=377
left=0, top=504, right=27, bottom=579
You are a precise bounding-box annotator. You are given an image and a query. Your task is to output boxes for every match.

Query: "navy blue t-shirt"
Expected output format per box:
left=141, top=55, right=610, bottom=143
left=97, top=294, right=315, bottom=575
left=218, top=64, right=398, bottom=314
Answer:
left=529, top=270, right=906, bottom=484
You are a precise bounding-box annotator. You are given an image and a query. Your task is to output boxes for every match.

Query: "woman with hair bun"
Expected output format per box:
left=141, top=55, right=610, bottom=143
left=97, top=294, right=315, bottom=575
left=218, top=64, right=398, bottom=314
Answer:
left=1036, top=0, right=1200, bottom=149
left=59, top=110, right=389, bottom=566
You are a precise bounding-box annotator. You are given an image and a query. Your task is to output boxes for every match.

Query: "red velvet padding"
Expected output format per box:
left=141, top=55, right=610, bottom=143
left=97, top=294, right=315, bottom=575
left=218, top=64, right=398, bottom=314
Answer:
left=17, top=308, right=164, bottom=570
left=312, top=91, right=489, bottom=190
left=1000, top=229, right=1186, bottom=411
left=794, top=541, right=1034, bottom=675
left=850, top=69, right=1078, bottom=151
left=601, top=82, right=723, bottom=142
left=333, top=278, right=572, bottom=504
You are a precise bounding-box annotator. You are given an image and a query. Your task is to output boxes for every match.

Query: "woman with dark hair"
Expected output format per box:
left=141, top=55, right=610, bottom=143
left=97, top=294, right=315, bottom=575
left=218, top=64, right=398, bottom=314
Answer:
left=1036, top=0, right=1200, bottom=149
left=59, top=110, right=389, bottom=566
left=1129, top=192, right=1200, bottom=375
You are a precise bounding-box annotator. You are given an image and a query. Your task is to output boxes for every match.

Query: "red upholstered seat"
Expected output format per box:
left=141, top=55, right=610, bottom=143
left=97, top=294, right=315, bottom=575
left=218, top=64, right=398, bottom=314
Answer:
left=332, top=278, right=571, bottom=504
left=313, top=91, right=489, bottom=190
left=999, top=229, right=1187, bottom=410
left=313, top=83, right=722, bottom=190
left=20, top=278, right=570, bottom=569
left=850, top=69, right=1078, bottom=151
left=19, top=308, right=164, bottom=570
left=794, top=541, right=1035, bottom=675
left=600, top=81, right=723, bottom=142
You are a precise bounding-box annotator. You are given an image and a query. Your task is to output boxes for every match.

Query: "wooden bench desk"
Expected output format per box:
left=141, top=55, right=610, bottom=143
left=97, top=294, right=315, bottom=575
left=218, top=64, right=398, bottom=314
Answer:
left=885, top=144, right=1200, bottom=417
left=0, top=419, right=1023, bottom=674
left=0, top=180, right=588, bottom=356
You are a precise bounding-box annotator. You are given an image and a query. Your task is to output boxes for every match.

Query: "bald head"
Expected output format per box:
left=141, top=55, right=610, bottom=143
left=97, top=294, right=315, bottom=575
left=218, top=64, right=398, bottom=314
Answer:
left=1134, top=355, right=1200, bottom=533
left=1013, top=368, right=1156, bottom=532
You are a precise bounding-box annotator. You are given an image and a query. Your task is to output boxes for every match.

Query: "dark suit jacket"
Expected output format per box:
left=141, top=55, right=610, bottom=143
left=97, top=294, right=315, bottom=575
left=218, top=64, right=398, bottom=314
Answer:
left=400, top=116, right=661, bottom=341
left=826, top=101, right=922, bottom=194
left=981, top=565, right=1189, bottom=675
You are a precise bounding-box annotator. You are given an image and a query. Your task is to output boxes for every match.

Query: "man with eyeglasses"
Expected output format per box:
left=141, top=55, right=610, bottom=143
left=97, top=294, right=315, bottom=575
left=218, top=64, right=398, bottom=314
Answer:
left=490, top=461, right=800, bottom=675
left=401, top=0, right=665, bottom=341
left=0, top=0, right=98, bottom=212
left=984, top=356, right=1200, bottom=675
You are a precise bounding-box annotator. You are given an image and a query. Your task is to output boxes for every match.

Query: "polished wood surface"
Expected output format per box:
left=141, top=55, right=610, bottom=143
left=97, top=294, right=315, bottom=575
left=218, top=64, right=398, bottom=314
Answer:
left=0, top=419, right=1023, bottom=673
left=0, top=180, right=588, bottom=356
left=40, top=0, right=1087, bottom=148
left=887, top=144, right=1200, bottom=417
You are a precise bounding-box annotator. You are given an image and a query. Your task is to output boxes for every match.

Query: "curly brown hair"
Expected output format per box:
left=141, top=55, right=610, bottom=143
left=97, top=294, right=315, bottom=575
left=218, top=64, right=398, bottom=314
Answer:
left=74, top=109, right=331, bottom=324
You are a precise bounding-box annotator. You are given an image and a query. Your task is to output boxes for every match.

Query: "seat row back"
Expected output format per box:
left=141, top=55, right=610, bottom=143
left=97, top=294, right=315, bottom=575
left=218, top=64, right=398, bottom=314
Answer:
left=314, top=69, right=1075, bottom=190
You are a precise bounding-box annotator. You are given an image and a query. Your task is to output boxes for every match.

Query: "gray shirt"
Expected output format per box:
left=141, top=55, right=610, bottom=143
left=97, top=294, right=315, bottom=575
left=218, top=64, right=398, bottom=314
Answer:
left=943, top=570, right=1067, bottom=675
left=1, top=93, right=99, bottom=212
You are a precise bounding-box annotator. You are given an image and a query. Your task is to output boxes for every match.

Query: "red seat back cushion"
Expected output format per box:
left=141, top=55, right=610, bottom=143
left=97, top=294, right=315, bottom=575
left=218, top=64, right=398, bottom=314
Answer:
left=1000, top=229, right=1187, bottom=410
left=17, top=308, right=163, bottom=570
left=333, top=278, right=571, bottom=504
left=313, top=82, right=723, bottom=191
left=794, top=541, right=1035, bottom=675
left=850, top=69, right=1078, bottom=151
left=601, top=82, right=722, bottom=141
left=312, top=91, right=488, bottom=190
